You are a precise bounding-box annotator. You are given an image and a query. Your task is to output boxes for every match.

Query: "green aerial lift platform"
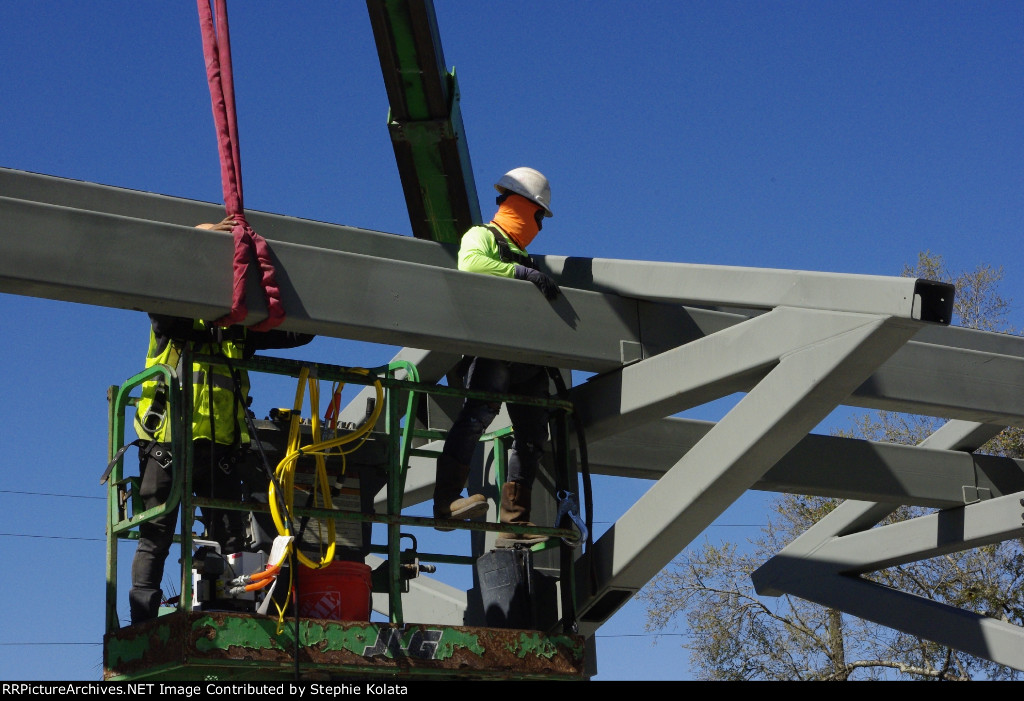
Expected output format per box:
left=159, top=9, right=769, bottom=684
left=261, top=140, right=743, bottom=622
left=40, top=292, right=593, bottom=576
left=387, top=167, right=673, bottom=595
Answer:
left=102, top=351, right=589, bottom=681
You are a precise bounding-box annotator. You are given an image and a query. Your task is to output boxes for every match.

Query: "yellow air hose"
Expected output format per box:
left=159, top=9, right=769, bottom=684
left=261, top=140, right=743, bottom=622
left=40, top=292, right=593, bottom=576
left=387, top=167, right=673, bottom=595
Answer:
left=268, top=366, right=384, bottom=570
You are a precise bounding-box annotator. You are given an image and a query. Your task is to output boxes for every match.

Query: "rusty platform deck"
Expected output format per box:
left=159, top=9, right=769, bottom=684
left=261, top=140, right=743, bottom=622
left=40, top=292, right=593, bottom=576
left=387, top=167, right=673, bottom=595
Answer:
left=104, top=611, right=589, bottom=681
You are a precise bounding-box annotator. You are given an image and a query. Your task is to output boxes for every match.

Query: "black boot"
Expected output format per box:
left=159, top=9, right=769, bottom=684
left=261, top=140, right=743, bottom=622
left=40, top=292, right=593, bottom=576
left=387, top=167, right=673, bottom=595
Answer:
left=433, top=454, right=488, bottom=531
left=128, top=587, right=162, bottom=626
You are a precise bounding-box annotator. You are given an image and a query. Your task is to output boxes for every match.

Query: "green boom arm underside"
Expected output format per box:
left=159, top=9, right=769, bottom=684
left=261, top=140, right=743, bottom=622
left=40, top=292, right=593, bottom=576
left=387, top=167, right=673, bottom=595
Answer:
left=367, top=0, right=482, bottom=243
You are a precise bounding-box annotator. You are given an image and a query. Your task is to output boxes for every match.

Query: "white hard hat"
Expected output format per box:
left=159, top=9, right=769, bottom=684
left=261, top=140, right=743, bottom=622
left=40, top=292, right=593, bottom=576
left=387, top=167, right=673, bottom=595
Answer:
left=494, top=167, right=553, bottom=217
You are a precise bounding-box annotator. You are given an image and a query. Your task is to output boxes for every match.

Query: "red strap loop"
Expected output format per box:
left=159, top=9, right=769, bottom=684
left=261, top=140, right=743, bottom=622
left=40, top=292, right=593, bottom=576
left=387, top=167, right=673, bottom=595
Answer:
left=198, top=0, right=285, bottom=332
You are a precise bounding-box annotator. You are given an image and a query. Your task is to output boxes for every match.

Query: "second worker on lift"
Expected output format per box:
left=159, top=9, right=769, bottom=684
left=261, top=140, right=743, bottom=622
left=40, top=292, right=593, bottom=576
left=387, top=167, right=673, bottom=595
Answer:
left=433, top=167, right=561, bottom=548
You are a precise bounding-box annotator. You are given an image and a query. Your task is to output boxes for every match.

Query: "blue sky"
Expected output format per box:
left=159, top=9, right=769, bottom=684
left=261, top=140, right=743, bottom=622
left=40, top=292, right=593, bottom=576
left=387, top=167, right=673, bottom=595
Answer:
left=1, top=1, right=1022, bottom=683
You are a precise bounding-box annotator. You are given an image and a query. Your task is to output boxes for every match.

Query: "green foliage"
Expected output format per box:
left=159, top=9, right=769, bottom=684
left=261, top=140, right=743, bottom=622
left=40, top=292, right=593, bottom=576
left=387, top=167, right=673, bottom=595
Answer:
left=638, top=252, right=1024, bottom=680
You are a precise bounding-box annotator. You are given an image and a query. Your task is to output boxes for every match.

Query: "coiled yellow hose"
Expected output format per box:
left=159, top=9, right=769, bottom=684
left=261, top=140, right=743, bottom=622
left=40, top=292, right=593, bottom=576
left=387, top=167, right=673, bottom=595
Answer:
left=268, top=366, right=384, bottom=570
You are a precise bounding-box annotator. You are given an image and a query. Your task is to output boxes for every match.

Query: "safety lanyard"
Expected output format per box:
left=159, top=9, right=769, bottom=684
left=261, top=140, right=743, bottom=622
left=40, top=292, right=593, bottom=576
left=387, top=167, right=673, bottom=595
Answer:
left=485, top=225, right=538, bottom=269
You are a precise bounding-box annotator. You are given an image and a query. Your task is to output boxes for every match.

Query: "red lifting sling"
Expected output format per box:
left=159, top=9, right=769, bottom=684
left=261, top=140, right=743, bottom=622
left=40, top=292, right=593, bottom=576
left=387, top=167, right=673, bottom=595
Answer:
left=197, top=0, right=285, bottom=332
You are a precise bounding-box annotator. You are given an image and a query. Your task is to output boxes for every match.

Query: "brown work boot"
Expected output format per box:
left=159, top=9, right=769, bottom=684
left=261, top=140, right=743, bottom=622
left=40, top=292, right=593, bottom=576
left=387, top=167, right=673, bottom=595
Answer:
left=495, top=481, right=548, bottom=548
left=433, top=454, right=488, bottom=531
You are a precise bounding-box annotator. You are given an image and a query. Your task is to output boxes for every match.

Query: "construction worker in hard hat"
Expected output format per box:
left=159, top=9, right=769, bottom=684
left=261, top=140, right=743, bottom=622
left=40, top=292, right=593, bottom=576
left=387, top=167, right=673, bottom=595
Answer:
left=433, top=167, right=560, bottom=547
left=127, top=217, right=315, bottom=626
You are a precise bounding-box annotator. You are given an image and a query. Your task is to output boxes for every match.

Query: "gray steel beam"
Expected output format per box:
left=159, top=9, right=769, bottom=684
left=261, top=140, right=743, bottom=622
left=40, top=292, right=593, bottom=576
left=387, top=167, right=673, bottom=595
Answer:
left=14, top=167, right=1024, bottom=432
left=753, top=489, right=1024, bottom=594
left=572, top=312, right=923, bottom=634
left=751, top=420, right=1024, bottom=671
left=546, top=264, right=1024, bottom=426
left=0, top=169, right=950, bottom=322
left=0, top=167, right=460, bottom=265
left=334, top=346, right=463, bottom=430
left=752, top=419, right=1010, bottom=575
left=778, top=491, right=1024, bottom=577
left=850, top=327, right=1024, bottom=425
left=0, top=195, right=688, bottom=372
left=754, top=558, right=1024, bottom=672
left=0, top=168, right=751, bottom=347
left=379, top=415, right=1024, bottom=513
left=571, top=307, right=929, bottom=443
left=919, top=419, right=1012, bottom=453
left=578, top=322, right=1024, bottom=434
left=751, top=487, right=1024, bottom=673
left=374, top=409, right=1024, bottom=650
left=586, top=417, right=1024, bottom=508
left=544, top=255, right=954, bottom=323
left=752, top=419, right=1005, bottom=588
left=24, top=169, right=1024, bottom=429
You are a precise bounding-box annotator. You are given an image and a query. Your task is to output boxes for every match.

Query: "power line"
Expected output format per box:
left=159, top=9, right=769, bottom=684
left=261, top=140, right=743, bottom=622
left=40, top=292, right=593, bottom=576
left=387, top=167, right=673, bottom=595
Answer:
left=0, top=489, right=103, bottom=500
left=596, top=632, right=688, bottom=638
left=0, top=533, right=104, bottom=542
left=0, top=642, right=100, bottom=646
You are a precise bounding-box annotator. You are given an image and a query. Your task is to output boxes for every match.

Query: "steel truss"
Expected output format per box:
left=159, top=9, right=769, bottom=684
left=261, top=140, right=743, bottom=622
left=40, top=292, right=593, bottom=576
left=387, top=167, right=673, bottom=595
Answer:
left=4, top=165, right=1024, bottom=672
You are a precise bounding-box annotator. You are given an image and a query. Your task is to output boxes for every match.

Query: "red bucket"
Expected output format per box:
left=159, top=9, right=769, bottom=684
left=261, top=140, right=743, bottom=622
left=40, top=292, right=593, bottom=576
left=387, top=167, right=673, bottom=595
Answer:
left=296, top=561, right=373, bottom=622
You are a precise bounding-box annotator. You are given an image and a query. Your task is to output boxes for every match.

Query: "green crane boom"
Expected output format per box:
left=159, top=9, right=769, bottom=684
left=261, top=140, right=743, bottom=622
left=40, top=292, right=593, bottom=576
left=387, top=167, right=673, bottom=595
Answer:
left=366, top=0, right=481, bottom=243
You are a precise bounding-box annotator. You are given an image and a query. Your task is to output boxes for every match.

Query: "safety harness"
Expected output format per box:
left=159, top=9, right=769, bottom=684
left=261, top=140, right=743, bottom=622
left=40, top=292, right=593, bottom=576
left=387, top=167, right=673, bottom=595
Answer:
left=486, top=224, right=538, bottom=270
left=101, top=325, right=248, bottom=485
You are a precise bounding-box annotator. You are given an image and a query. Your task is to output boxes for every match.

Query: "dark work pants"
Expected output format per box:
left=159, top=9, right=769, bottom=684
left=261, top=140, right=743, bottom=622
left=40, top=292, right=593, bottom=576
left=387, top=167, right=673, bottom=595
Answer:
left=441, top=357, right=550, bottom=485
left=128, top=440, right=246, bottom=625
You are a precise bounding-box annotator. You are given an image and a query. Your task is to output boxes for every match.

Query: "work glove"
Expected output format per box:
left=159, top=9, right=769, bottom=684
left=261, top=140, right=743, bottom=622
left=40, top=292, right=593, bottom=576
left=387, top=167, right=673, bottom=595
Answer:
left=514, top=265, right=560, bottom=300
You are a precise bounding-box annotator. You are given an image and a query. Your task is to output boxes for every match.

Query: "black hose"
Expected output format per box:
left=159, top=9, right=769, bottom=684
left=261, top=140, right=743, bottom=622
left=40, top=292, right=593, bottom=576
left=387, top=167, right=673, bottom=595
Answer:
left=546, top=369, right=596, bottom=594
left=223, top=353, right=302, bottom=679
left=224, top=354, right=294, bottom=536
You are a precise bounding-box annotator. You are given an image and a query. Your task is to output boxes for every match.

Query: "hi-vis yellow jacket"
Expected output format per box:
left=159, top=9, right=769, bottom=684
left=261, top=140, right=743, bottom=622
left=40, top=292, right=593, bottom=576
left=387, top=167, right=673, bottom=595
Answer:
left=133, top=315, right=314, bottom=446
left=134, top=318, right=248, bottom=445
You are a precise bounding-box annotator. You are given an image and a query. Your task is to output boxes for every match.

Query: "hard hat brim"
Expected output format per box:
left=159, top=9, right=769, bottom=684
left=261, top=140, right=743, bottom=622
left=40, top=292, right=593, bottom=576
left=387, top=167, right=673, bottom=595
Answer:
left=495, top=185, right=553, bottom=217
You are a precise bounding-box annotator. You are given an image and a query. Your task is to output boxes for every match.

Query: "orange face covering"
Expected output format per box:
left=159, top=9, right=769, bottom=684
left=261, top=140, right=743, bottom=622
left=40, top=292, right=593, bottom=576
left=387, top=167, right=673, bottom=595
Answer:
left=490, top=194, right=540, bottom=250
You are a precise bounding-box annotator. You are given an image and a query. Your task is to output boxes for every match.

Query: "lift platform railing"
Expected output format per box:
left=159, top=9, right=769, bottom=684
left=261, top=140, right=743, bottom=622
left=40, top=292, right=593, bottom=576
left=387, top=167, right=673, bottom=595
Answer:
left=105, top=351, right=583, bottom=635
left=105, top=362, right=191, bottom=633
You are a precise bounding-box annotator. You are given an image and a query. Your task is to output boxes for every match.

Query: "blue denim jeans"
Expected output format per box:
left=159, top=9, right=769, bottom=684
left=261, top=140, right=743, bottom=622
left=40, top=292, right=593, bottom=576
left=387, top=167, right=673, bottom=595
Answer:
left=441, top=357, right=550, bottom=485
